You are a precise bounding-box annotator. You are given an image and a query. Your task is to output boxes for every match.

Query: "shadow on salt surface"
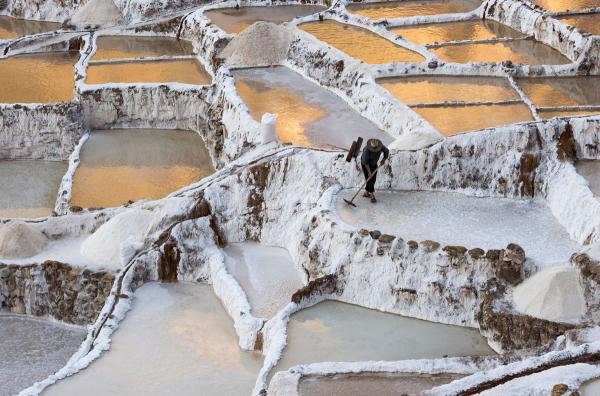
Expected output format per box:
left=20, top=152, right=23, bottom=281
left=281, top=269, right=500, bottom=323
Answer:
left=0, top=314, right=85, bottom=396
left=576, top=160, right=600, bottom=196
left=224, top=242, right=303, bottom=319
left=334, top=189, right=580, bottom=265
left=43, top=282, right=263, bottom=396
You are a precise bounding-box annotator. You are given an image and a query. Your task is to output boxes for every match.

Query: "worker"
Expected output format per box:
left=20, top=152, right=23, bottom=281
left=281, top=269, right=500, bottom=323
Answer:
left=359, top=138, right=389, bottom=203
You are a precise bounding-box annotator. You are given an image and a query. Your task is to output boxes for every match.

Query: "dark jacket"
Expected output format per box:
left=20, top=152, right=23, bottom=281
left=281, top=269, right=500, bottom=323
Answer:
left=361, top=145, right=389, bottom=169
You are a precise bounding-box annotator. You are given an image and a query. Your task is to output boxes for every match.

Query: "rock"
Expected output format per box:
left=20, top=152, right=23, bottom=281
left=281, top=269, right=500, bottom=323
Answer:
left=421, top=240, right=440, bottom=252
left=407, top=240, right=418, bottom=252
left=443, top=245, right=467, bottom=257
left=369, top=230, right=381, bottom=240
left=552, top=384, right=569, bottom=396
left=503, top=243, right=526, bottom=265
left=468, top=248, right=485, bottom=259
left=358, top=229, right=370, bottom=237
left=485, top=249, right=502, bottom=260
left=378, top=234, right=395, bottom=243
left=0, top=221, right=49, bottom=259
left=70, top=205, right=83, bottom=213
left=291, top=274, right=337, bottom=304
left=427, top=60, right=438, bottom=69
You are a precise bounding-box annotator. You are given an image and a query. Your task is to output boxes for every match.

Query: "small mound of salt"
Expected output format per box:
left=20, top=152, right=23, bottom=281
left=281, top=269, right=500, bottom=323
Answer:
left=81, top=209, right=154, bottom=270
left=0, top=221, right=49, bottom=259
left=218, top=21, right=293, bottom=67
left=71, top=0, right=123, bottom=27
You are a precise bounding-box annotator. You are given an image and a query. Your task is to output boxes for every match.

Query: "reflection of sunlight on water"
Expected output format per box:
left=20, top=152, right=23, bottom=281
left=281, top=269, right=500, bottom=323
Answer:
left=86, top=60, right=212, bottom=84
left=559, top=14, right=600, bottom=35
left=391, top=20, right=523, bottom=45
left=93, top=36, right=194, bottom=60
left=347, top=0, right=481, bottom=19
left=531, top=0, right=599, bottom=11
left=518, top=77, right=600, bottom=108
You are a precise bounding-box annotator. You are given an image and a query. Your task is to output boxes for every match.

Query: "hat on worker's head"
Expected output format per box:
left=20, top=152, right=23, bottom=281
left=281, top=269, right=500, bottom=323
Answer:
left=367, top=138, right=383, bottom=153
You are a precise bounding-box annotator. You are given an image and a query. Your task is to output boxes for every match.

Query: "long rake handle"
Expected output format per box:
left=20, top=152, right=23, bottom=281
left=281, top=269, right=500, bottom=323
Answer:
left=347, top=165, right=380, bottom=203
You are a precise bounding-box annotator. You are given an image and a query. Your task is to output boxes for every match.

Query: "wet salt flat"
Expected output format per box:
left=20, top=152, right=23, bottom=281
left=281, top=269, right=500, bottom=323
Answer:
left=531, top=0, right=599, bottom=11
left=391, top=20, right=524, bottom=45
left=379, top=75, right=519, bottom=104
left=224, top=242, right=303, bottom=318
left=71, top=129, right=214, bottom=209
left=431, top=39, right=571, bottom=65
left=0, top=315, right=85, bottom=396
left=233, top=66, right=392, bottom=149
left=272, top=300, right=494, bottom=376
left=335, top=190, right=580, bottom=264
left=85, top=59, right=211, bottom=85
left=299, top=372, right=463, bottom=396
left=559, top=14, right=600, bottom=35
left=576, top=160, right=600, bottom=196
left=0, top=16, right=60, bottom=40
left=44, top=282, right=263, bottom=396
left=412, top=103, right=533, bottom=136
left=92, top=36, right=194, bottom=60
left=0, top=236, right=99, bottom=269
left=0, top=160, right=67, bottom=218
left=205, top=5, right=325, bottom=34
left=0, top=52, right=78, bottom=103
left=582, top=378, right=600, bottom=396
left=347, top=0, right=481, bottom=19
left=299, top=21, right=424, bottom=64
left=518, top=77, right=600, bottom=107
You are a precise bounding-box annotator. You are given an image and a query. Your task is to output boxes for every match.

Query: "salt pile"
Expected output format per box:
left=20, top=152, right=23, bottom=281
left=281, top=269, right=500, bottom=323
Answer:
left=81, top=209, right=153, bottom=270
left=70, top=0, right=123, bottom=27
left=512, top=265, right=586, bottom=322
left=0, top=221, right=48, bottom=259
left=218, top=22, right=293, bottom=67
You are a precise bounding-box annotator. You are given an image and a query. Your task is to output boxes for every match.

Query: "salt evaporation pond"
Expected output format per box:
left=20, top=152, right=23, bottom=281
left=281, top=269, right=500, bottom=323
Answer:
left=233, top=66, right=392, bottom=148
left=299, top=21, right=424, bottom=64
left=299, top=372, right=463, bottom=396
left=518, top=77, right=600, bottom=107
left=0, top=52, right=78, bottom=103
left=92, top=36, right=194, bottom=60
left=224, top=242, right=303, bottom=318
left=531, top=0, right=599, bottom=12
left=0, top=16, right=60, bottom=39
left=71, top=129, right=214, bottom=209
left=576, top=160, right=600, bottom=196
left=0, top=160, right=67, bottom=218
left=272, top=300, right=494, bottom=377
left=539, top=109, right=600, bottom=119
left=431, top=39, right=571, bottom=65
left=391, top=20, right=524, bottom=45
left=86, top=59, right=211, bottom=85
left=0, top=315, right=85, bottom=396
left=205, top=5, right=325, bottom=34
left=335, top=190, right=580, bottom=265
left=379, top=75, right=519, bottom=104
left=559, top=14, right=600, bottom=35
left=44, top=282, right=263, bottom=396
left=581, top=378, right=600, bottom=396
left=347, top=0, right=481, bottom=19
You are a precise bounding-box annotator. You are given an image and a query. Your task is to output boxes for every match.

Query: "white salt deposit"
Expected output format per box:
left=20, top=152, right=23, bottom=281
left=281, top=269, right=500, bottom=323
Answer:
left=512, top=265, right=586, bottom=323
left=70, top=0, right=123, bottom=27
left=388, top=131, right=443, bottom=151
left=0, top=221, right=48, bottom=260
left=80, top=209, right=153, bottom=270
left=2, top=236, right=98, bottom=269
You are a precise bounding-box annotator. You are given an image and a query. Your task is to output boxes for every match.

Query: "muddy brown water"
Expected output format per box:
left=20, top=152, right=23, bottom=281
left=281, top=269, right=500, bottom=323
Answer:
left=0, top=52, right=78, bottom=103
left=299, top=20, right=424, bottom=64
left=379, top=75, right=519, bottom=104
left=85, top=59, right=211, bottom=85
left=205, top=5, right=326, bottom=34
left=71, top=129, right=214, bottom=209
left=559, top=14, right=600, bottom=35
left=347, top=0, right=481, bottom=19
left=518, top=77, right=600, bottom=107
left=92, top=36, right=194, bottom=60
left=391, top=20, right=524, bottom=45
left=0, top=16, right=60, bottom=40
left=531, top=0, right=599, bottom=12
left=431, top=39, right=571, bottom=65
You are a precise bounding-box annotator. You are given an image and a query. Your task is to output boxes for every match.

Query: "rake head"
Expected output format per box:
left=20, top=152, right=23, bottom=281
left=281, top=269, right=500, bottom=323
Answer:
left=343, top=198, right=357, bottom=207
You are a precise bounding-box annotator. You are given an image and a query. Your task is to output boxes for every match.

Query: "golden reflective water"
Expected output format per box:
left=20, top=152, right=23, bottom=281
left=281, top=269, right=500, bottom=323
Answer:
left=93, top=36, right=194, bottom=60
left=0, top=160, right=67, bottom=218
left=299, top=21, right=424, bottom=64
left=0, top=52, right=78, bottom=103
left=86, top=59, right=211, bottom=85
left=0, top=16, right=60, bottom=40
left=539, top=109, right=600, bottom=119
left=71, top=129, right=214, bottom=208
left=531, top=0, right=599, bottom=11
left=391, top=20, right=524, bottom=45
left=518, top=77, right=600, bottom=107
left=205, top=5, right=325, bottom=34
left=413, top=103, right=534, bottom=136
left=379, top=76, right=519, bottom=104
left=559, top=14, right=600, bottom=35
left=347, top=0, right=481, bottom=19
left=431, top=39, right=571, bottom=65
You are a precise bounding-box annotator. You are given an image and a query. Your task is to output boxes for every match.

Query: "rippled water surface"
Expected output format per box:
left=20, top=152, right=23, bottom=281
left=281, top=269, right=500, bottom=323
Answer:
left=347, top=0, right=481, bottom=19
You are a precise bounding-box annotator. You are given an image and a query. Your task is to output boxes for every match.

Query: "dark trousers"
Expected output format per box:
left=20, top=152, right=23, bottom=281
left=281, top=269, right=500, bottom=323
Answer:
left=361, top=164, right=377, bottom=193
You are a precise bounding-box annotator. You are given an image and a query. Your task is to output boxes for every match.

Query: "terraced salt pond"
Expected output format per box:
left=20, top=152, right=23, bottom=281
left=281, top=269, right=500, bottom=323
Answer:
left=71, top=129, right=214, bottom=209
left=531, top=0, right=599, bottom=12
left=299, top=21, right=424, bottom=64
left=559, top=14, right=600, bottom=35
left=92, top=36, right=194, bottom=60
left=224, top=243, right=303, bottom=318
left=0, top=160, right=67, bottom=218
left=86, top=59, right=211, bottom=85
left=205, top=5, right=325, bottom=34
left=0, top=16, right=60, bottom=39
left=581, top=378, right=600, bottom=395
left=391, top=20, right=524, bottom=45
left=44, top=282, right=263, bottom=396
left=539, top=109, right=600, bottom=119
left=233, top=66, right=392, bottom=148
left=347, top=0, right=482, bottom=19
left=0, top=52, right=78, bottom=103
left=335, top=190, right=580, bottom=265
left=576, top=160, right=600, bottom=196
left=0, top=315, right=85, bottom=396
left=518, top=77, right=600, bottom=107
